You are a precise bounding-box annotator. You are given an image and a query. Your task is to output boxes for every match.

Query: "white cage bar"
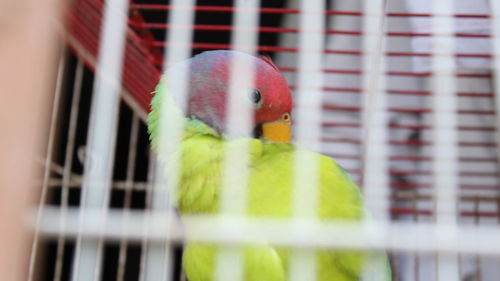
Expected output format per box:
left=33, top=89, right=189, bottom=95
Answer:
left=55, top=59, right=84, bottom=281
left=290, top=1, right=326, bottom=281
left=360, top=0, right=390, bottom=279
left=142, top=0, right=196, bottom=280
left=492, top=0, right=500, bottom=165
left=28, top=52, right=67, bottom=281
left=71, top=0, right=128, bottom=280
left=216, top=1, right=261, bottom=281
left=360, top=0, right=389, bottom=223
left=116, top=113, right=140, bottom=281
left=431, top=0, right=459, bottom=280
left=36, top=208, right=500, bottom=255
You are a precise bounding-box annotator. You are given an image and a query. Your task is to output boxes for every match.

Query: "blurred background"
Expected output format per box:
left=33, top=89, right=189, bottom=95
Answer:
left=3, top=0, right=500, bottom=280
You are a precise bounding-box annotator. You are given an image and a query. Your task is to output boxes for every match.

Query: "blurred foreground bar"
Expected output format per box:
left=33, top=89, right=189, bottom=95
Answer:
left=0, top=0, right=62, bottom=280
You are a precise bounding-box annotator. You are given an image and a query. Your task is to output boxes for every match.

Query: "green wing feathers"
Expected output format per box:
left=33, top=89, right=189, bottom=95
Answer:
left=148, top=75, right=167, bottom=151
left=175, top=137, right=388, bottom=281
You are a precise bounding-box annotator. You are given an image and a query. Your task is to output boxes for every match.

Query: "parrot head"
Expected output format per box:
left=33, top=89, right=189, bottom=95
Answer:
left=168, top=50, right=292, bottom=143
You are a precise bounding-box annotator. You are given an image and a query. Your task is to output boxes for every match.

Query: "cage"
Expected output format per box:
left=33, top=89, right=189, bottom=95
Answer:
left=24, top=0, right=500, bottom=281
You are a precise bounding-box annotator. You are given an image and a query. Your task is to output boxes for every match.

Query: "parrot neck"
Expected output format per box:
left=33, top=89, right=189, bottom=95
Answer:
left=183, top=117, right=220, bottom=140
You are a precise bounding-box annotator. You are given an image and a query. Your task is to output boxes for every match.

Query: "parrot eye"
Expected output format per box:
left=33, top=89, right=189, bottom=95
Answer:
left=247, top=88, right=262, bottom=107
left=282, top=112, right=291, bottom=122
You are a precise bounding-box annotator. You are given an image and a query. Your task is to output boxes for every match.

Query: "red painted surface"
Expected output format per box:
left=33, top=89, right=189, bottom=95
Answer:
left=67, top=0, right=161, bottom=113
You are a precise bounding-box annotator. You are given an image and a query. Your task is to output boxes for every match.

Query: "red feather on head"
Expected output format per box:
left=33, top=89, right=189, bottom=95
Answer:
left=180, top=50, right=292, bottom=136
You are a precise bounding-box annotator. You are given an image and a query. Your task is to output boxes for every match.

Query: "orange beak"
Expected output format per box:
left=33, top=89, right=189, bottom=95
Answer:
left=261, top=113, right=291, bottom=143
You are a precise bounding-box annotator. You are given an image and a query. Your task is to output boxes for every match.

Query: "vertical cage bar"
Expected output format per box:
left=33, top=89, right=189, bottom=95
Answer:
left=432, top=0, right=459, bottom=280
left=116, top=113, right=140, bottom=281
left=54, top=59, right=84, bottom=281
left=71, top=0, right=129, bottom=280
left=28, top=50, right=66, bottom=281
left=432, top=0, right=457, bottom=227
left=360, top=1, right=389, bottom=279
left=219, top=0, right=261, bottom=215
left=142, top=162, right=171, bottom=281
left=290, top=1, right=325, bottom=281
left=489, top=3, right=500, bottom=281
left=142, top=1, right=195, bottom=281
left=292, top=0, right=325, bottom=218
left=491, top=0, right=500, bottom=169
left=216, top=1, right=261, bottom=281
left=360, top=0, right=389, bottom=222
left=139, top=151, right=159, bottom=281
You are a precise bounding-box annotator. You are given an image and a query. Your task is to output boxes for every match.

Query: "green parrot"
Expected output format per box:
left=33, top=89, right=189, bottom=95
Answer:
left=148, top=50, right=391, bottom=281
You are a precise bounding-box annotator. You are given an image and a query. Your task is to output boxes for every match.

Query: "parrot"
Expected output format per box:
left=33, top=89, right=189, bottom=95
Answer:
left=148, top=50, right=391, bottom=281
